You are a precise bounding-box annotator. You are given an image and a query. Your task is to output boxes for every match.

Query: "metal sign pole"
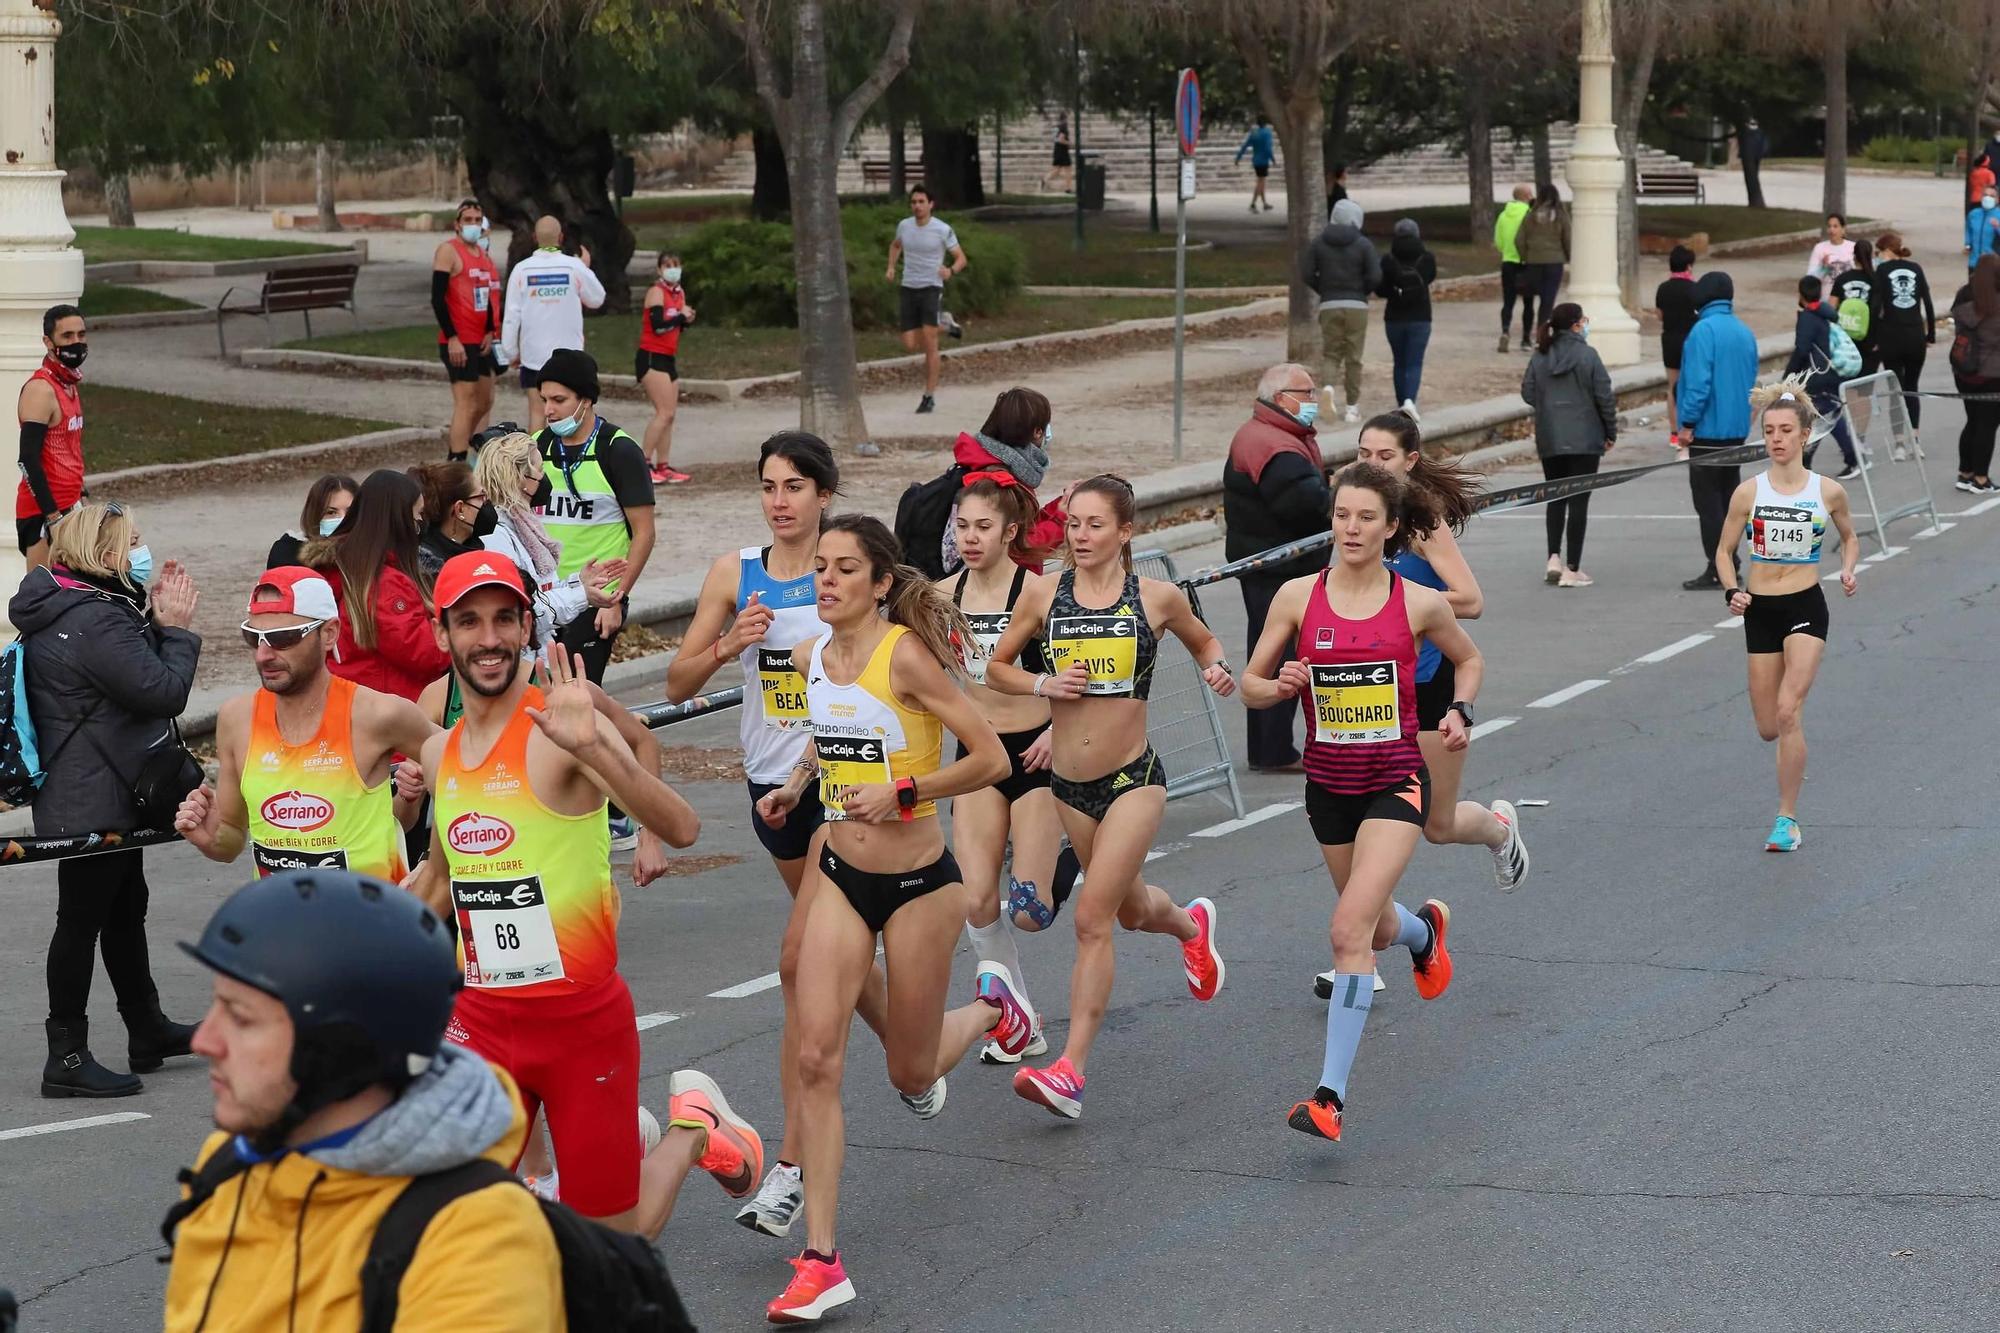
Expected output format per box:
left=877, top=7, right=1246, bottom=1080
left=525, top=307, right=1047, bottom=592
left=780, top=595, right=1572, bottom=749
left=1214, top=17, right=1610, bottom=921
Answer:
left=1172, top=69, right=1201, bottom=464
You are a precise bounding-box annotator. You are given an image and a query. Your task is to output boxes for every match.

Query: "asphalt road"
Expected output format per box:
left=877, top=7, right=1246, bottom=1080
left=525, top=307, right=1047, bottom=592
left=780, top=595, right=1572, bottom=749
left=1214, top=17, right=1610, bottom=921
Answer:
left=2, top=379, right=1996, bottom=1331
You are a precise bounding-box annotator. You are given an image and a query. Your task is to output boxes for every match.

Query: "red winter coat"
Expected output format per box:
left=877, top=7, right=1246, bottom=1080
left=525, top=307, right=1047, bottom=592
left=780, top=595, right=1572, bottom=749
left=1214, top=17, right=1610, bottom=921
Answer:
left=302, top=545, right=450, bottom=702
left=951, top=433, right=1066, bottom=572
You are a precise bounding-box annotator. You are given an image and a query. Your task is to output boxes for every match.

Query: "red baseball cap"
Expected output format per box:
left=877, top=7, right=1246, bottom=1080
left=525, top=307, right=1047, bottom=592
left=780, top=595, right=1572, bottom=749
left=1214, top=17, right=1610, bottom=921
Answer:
left=434, top=551, right=530, bottom=611
left=247, top=567, right=339, bottom=622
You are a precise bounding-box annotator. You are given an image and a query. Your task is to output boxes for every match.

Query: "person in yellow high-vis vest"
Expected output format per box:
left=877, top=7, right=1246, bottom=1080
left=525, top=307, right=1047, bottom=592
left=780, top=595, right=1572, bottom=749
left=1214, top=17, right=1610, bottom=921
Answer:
left=533, top=348, right=656, bottom=685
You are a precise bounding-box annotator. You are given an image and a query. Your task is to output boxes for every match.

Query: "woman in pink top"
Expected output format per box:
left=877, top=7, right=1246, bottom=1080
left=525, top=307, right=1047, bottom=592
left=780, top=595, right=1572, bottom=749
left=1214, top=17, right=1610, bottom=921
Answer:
left=1240, top=460, right=1487, bottom=1147
left=1806, top=213, right=1856, bottom=282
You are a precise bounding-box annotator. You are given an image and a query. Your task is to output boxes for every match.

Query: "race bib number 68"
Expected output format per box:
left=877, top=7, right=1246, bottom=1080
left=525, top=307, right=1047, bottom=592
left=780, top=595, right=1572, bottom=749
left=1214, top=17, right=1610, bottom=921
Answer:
left=451, top=874, right=565, bottom=989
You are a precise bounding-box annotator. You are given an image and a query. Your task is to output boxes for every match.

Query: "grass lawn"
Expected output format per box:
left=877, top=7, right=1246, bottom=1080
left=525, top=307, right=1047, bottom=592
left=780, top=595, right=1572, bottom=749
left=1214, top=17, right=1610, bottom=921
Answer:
left=78, top=282, right=198, bottom=317
left=83, top=386, right=394, bottom=472
left=282, top=294, right=1249, bottom=380
left=73, top=226, right=345, bottom=264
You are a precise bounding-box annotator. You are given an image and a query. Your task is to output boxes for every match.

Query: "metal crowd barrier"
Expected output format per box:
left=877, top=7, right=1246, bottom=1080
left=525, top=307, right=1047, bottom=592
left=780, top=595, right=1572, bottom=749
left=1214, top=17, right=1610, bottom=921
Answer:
left=1133, top=548, right=1248, bottom=819
left=1837, top=370, right=1944, bottom=555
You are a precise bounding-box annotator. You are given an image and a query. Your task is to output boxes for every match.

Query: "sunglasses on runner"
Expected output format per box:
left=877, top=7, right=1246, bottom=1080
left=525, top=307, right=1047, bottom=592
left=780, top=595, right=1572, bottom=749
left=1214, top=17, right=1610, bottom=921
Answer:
left=240, top=619, right=326, bottom=651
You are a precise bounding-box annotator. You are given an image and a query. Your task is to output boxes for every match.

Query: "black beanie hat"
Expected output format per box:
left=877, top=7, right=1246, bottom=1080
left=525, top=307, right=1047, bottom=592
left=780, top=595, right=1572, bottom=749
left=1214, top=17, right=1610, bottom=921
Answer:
left=537, top=347, right=600, bottom=402
left=1693, top=272, right=1734, bottom=309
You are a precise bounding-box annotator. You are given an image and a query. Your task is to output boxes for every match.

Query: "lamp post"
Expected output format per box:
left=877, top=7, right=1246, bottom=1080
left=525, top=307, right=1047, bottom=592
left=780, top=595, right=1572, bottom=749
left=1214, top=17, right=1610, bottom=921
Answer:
left=1564, top=0, right=1640, bottom=366
left=0, top=0, right=82, bottom=381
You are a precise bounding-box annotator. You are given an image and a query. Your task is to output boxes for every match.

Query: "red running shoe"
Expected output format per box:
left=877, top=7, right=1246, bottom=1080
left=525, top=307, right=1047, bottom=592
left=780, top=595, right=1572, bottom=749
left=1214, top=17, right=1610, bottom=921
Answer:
left=668, top=1069, right=763, bottom=1198
left=1182, top=896, right=1225, bottom=1001
left=767, top=1252, right=855, bottom=1324
left=1013, top=1056, right=1085, bottom=1119
left=1287, top=1088, right=1343, bottom=1141
left=1410, top=898, right=1453, bottom=1000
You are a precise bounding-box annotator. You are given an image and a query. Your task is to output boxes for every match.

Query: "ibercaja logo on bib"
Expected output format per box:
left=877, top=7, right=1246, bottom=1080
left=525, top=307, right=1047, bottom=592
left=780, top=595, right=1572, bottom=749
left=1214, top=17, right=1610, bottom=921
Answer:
left=259, top=790, right=334, bottom=832
left=447, top=811, right=515, bottom=856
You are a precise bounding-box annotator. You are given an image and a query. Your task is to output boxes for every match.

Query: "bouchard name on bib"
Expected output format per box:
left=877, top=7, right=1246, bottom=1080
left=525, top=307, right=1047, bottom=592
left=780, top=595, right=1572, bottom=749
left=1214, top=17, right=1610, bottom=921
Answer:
left=1311, top=660, right=1402, bottom=743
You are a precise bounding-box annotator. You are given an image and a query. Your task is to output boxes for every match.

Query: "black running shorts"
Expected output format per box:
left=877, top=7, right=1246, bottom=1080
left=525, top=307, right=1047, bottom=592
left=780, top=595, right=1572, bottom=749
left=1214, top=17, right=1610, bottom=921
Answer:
left=1742, top=584, right=1829, bottom=654
left=1305, top=769, right=1431, bottom=847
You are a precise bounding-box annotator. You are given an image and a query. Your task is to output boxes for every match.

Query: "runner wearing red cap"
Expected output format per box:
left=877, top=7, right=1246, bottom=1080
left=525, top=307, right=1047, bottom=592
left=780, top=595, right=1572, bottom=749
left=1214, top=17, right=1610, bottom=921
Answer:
left=407, top=551, right=755, bottom=1238
left=175, top=568, right=437, bottom=883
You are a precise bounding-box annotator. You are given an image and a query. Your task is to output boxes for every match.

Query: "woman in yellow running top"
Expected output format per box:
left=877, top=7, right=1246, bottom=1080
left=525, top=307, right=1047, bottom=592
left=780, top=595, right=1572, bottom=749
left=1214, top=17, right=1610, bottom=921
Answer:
left=750, top=514, right=1028, bottom=1325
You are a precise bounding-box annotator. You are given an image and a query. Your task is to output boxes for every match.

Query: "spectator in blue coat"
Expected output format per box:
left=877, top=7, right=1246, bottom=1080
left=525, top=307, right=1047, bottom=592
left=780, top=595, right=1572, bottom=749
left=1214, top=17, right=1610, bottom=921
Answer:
left=1675, top=271, right=1760, bottom=589
left=1236, top=116, right=1277, bottom=213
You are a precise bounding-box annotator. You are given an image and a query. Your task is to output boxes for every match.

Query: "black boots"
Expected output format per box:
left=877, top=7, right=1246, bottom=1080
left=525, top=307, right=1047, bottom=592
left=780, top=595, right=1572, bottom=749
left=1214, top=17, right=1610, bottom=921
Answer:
left=42, top=1018, right=141, bottom=1098
left=122, top=999, right=196, bottom=1074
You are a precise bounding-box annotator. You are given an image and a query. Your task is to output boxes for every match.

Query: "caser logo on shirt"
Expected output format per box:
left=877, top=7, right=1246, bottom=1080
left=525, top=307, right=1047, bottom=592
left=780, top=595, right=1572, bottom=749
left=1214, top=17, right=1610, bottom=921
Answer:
left=260, top=790, right=334, bottom=831
left=447, top=811, right=515, bottom=856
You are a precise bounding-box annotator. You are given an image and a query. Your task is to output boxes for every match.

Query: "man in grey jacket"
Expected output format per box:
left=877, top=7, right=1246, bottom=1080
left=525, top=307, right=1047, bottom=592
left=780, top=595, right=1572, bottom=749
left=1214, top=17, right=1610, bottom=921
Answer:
left=1300, top=197, right=1381, bottom=423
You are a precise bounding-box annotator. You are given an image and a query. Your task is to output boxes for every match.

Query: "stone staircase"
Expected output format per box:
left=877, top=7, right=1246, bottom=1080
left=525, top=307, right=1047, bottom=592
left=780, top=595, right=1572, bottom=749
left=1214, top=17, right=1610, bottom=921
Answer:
left=697, top=114, right=1696, bottom=196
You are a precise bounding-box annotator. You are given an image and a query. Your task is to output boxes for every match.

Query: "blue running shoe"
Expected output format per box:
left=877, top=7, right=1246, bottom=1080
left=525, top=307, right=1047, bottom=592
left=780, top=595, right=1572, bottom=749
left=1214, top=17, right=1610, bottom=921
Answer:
left=1765, top=816, right=1802, bottom=853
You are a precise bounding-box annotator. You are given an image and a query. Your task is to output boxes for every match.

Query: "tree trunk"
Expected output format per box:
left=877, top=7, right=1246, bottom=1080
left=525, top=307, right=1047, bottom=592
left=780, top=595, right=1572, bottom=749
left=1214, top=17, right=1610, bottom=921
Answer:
left=1821, top=0, right=1848, bottom=219
left=918, top=124, right=984, bottom=209
left=888, top=120, right=908, bottom=197
left=314, top=142, right=343, bottom=232
left=104, top=171, right=135, bottom=228
left=1464, top=76, right=1497, bottom=242
left=1277, top=94, right=1328, bottom=364
left=1531, top=124, right=1554, bottom=196
left=1323, top=54, right=1356, bottom=168
left=464, top=122, right=634, bottom=313
left=751, top=127, right=791, bottom=221
left=1615, top=6, right=1662, bottom=310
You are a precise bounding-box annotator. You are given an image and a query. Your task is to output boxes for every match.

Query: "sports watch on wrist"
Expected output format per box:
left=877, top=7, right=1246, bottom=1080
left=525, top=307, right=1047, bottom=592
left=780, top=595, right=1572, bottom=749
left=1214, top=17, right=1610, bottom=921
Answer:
left=1448, top=701, right=1475, bottom=727
left=895, top=777, right=918, bottom=821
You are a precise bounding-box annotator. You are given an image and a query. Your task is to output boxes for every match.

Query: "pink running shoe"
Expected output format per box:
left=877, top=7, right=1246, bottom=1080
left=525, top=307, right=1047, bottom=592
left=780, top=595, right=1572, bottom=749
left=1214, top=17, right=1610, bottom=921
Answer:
left=1013, top=1056, right=1085, bottom=1119
left=1183, top=896, right=1225, bottom=1001
left=975, top=962, right=1035, bottom=1057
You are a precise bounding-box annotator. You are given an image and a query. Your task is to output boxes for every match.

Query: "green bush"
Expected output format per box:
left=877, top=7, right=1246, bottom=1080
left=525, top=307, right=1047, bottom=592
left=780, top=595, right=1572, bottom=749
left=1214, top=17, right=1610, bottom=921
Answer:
left=1859, top=135, right=1959, bottom=166
left=674, top=206, right=1024, bottom=330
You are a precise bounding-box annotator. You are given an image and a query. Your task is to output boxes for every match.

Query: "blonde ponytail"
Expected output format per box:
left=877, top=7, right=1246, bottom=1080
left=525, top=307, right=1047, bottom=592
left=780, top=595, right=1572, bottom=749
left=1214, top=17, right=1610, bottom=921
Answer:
left=822, top=513, right=978, bottom=679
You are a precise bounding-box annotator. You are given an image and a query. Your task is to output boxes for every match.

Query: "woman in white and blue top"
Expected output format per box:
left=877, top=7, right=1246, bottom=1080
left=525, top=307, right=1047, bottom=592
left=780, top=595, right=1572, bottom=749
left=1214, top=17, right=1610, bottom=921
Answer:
left=1716, top=378, right=1860, bottom=853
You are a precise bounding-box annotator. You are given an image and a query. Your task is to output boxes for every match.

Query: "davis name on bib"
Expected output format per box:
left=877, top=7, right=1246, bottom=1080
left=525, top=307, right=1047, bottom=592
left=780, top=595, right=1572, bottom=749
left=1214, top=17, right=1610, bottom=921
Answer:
left=1312, top=660, right=1401, bottom=743
left=1048, top=614, right=1138, bottom=695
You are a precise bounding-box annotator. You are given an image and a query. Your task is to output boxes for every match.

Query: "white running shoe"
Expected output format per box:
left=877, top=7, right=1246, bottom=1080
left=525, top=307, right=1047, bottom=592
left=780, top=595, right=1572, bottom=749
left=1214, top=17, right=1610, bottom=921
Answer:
left=1400, top=398, right=1421, bottom=425
left=899, top=1076, right=947, bottom=1119
left=980, top=1025, right=1049, bottom=1064
left=734, top=1161, right=804, bottom=1238
left=1343, top=404, right=1361, bottom=424
left=1313, top=969, right=1386, bottom=999
left=1490, top=799, right=1530, bottom=891
left=638, top=1105, right=661, bottom=1156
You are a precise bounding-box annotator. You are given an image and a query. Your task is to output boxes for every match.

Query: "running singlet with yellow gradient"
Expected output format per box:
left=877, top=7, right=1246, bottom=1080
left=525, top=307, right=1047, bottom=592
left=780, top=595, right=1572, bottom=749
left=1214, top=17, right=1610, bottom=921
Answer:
left=242, top=676, right=407, bottom=882
left=806, top=625, right=941, bottom=822
left=433, top=686, right=620, bottom=996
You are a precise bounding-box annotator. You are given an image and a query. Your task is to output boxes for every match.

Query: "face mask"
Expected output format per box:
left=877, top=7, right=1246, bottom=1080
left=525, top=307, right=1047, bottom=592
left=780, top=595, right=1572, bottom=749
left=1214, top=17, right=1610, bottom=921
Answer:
left=52, top=343, right=87, bottom=371
left=1986, top=195, right=1998, bottom=210
left=1041, top=422, right=1054, bottom=451
left=530, top=474, right=553, bottom=508
left=546, top=411, right=582, bottom=439
left=661, top=267, right=682, bottom=284
left=318, top=515, right=344, bottom=537
left=460, top=223, right=482, bottom=244
left=1293, top=399, right=1319, bottom=428
left=1579, top=321, right=1592, bottom=341
left=127, top=545, right=154, bottom=588
left=468, top=501, right=499, bottom=538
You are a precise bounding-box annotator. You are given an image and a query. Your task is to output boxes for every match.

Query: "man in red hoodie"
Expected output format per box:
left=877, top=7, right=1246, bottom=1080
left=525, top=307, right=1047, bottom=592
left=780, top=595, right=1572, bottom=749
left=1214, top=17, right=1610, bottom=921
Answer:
left=1222, top=363, right=1331, bottom=771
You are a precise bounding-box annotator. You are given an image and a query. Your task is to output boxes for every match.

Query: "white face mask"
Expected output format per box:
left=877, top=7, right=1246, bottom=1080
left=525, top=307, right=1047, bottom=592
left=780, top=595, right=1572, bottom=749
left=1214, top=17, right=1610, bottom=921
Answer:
left=661, top=266, right=682, bottom=284
left=1986, top=194, right=1999, bottom=210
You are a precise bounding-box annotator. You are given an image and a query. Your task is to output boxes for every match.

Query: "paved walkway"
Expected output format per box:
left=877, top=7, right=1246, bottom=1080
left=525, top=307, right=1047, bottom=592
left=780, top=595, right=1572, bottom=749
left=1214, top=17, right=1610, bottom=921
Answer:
left=81, top=165, right=1970, bottom=694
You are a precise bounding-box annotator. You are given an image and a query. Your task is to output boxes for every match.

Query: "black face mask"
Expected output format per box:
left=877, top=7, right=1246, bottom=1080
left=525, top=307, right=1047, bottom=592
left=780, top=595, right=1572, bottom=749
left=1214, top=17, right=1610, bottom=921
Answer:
left=466, top=501, right=499, bottom=539
left=529, top=475, right=553, bottom=509
left=52, top=343, right=87, bottom=371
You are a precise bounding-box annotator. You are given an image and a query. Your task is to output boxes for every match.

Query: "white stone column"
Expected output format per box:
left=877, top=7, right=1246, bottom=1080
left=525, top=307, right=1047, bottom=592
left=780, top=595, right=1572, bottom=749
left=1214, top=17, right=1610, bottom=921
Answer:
left=1563, top=0, right=1640, bottom=366
left=0, top=0, right=81, bottom=377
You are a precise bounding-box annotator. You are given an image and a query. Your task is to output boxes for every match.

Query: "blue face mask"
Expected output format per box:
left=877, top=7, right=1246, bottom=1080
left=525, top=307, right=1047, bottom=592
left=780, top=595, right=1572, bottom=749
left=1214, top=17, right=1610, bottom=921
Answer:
left=127, top=545, right=154, bottom=588
left=319, top=515, right=344, bottom=537
left=1293, top=399, right=1319, bottom=428
left=546, top=410, right=582, bottom=439
left=460, top=223, right=482, bottom=244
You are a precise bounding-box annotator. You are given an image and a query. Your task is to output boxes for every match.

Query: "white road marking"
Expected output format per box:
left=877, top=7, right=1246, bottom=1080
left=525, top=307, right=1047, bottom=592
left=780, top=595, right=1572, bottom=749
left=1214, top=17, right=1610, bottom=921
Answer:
left=1958, top=496, right=2000, bottom=516
left=1912, top=522, right=1956, bottom=539
left=635, top=1012, right=681, bottom=1032
left=1527, top=679, right=1608, bottom=709
left=708, top=972, right=781, bottom=999
left=1191, top=802, right=1300, bottom=838
left=0, top=1111, right=149, bottom=1142
left=1470, top=717, right=1518, bottom=739
left=1715, top=617, right=1744, bottom=629
left=1864, top=546, right=1907, bottom=562
left=1625, top=633, right=1712, bottom=666
left=1143, top=839, right=1192, bottom=863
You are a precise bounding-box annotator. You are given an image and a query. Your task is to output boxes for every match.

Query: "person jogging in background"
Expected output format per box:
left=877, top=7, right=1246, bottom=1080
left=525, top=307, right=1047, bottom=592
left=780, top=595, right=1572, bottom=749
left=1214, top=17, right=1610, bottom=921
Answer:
left=161, top=869, right=569, bottom=1331
left=1236, top=115, right=1277, bottom=213
left=1965, top=185, right=2000, bottom=269
left=1675, top=271, right=1759, bottom=590
left=1493, top=184, right=1533, bottom=353
left=885, top=185, right=967, bottom=416
left=16, top=303, right=88, bottom=570
left=434, top=198, right=500, bottom=464
left=1656, top=245, right=1699, bottom=452
left=1869, top=232, right=1935, bottom=459
left=533, top=348, right=656, bottom=683
left=500, top=216, right=605, bottom=434
left=638, top=249, right=697, bottom=485
left=1784, top=276, right=1864, bottom=479
left=408, top=553, right=752, bottom=1239
left=174, top=567, right=437, bottom=881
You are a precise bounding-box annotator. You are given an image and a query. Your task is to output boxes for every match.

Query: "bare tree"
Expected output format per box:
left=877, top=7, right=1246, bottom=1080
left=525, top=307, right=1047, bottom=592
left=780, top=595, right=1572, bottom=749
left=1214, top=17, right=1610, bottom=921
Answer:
left=726, top=0, right=922, bottom=450
left=1822, top=0, right=1850, bottom=217
left=104, top=172, right=136, bottom=229
left=314, top=142, right=344, bottom=232
left=1614, top=0, right=1665, bottom=309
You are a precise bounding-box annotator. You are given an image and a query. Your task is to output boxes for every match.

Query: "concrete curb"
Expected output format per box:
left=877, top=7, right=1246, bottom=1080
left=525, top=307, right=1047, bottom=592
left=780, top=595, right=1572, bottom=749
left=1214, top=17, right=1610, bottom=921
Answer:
left=87, top=308, right=217, bottom=331
left=233, top=347, right=735, bottom=404
left=87, top=426, right=444, bottom=489
left=83, top=244, right=369, bottom=282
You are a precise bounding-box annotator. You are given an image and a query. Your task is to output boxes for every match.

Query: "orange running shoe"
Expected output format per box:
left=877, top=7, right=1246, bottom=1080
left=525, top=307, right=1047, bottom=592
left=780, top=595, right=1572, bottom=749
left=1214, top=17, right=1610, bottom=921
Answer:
left=1182, top=896, right=1225, bottom=1001
left=669, top=1068, right=764, bottom=1198
left=767, top=1251, right=856, bottom=1324
left=1287, top=1088, right=1343, bottom=1141
left=1410, top=898, right=1453, bottom=1000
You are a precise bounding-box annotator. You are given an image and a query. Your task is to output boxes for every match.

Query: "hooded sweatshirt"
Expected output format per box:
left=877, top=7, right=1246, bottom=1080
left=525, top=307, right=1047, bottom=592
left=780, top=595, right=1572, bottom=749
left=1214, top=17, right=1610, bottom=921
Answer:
left=1784, top=299, right=1844, bottom=398
left=1521, top=329, right=1616, bottom=458
left=1966, top=199, right=2000, bottom=269
left=1300, top=198, right=1381, bottom=310
left=1493, top=199, right=1530, bottom=265
left=1377, top=225, right=1437, bottom=324
left=164, top=1045, right=566, bottom=1332
left=942, top=432, right=1066, bottom=574
left=1675, top=273, right=1760, bottom=442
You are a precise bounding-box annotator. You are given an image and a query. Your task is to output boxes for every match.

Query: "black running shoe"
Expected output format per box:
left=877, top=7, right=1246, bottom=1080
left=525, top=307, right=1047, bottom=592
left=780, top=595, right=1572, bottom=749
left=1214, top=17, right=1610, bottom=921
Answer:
left=916, top=394, right=935, bottom=414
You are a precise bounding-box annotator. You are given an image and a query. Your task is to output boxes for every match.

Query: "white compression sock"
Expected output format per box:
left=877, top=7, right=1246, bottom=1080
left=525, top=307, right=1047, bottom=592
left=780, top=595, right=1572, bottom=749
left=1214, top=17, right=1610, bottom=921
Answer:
left=966, top=915, right=1035, bottom=1022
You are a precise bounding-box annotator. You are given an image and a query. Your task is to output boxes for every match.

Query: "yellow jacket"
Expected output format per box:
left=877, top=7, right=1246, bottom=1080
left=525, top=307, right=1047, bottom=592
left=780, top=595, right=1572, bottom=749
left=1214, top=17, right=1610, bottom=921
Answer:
left=163, top=1051, right=565, bottom=1332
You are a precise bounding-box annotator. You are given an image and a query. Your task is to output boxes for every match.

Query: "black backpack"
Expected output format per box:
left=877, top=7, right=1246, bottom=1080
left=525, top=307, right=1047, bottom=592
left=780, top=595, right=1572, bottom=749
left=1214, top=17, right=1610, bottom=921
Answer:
left=892, top=463, right=968, bottom=579
left=162, top=1144, right=695, bottom=1333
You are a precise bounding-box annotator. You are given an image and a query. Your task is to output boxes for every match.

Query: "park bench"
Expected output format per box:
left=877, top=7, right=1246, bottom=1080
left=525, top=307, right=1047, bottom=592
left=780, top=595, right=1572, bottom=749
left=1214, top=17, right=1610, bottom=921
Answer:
left=216, top=262, right=362, bottom=356
left=1637, top=169, right=1705, bottom=203
left=860, top=156, right=926, bottom=191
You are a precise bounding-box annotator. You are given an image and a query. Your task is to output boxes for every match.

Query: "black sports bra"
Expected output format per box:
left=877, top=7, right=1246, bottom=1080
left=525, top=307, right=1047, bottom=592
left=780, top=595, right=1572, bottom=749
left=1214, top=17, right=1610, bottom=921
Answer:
left=953, top=565, right=1050, bottom=678
left=1042, top=569, right=1157, bottom=701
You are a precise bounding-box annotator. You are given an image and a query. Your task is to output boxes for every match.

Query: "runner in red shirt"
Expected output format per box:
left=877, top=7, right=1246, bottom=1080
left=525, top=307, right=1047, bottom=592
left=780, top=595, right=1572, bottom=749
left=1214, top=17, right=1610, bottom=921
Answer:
left=636, top=249, right=696, bottom=485
left=433, top=198, right=500, bottom=464
left=16, top=304, right=88, bottom=570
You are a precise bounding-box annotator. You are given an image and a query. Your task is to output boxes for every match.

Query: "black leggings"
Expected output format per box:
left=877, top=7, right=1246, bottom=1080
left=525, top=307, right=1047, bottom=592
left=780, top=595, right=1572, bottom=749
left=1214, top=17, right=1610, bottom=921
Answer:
left=48, top=848, right=158, bottom=1021
left=1958, top=378, right=2000, bottom=480
left=1875, top=333, right=1926, bottom=431
left=1541, top=453, right=1600, bottom=569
